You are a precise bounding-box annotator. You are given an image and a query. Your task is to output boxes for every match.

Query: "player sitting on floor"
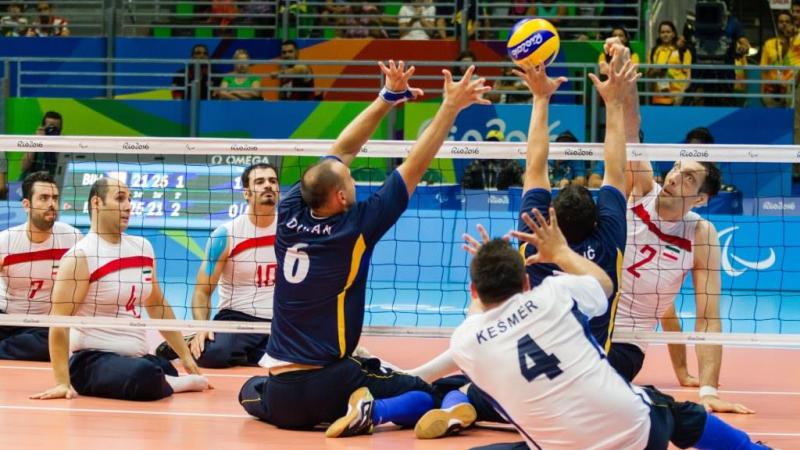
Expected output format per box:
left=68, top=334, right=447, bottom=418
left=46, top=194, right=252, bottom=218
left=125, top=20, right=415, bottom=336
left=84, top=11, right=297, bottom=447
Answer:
left=157, top=163, right=279, bottom=368
left=442, top=211, right=772, bottom=450
left=0, top=171, right=82, bottom=361
left=32, top=177, right=210, bottom=401
left=238, top=60, right=491, bottom=437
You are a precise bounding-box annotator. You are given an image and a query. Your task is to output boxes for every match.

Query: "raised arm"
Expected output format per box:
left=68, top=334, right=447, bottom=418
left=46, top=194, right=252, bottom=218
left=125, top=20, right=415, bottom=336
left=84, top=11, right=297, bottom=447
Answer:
left=145, top=268, right=203, bottom=378
left=587, top=51, right=640, bottom=193
left=512, top=64, right=567, bottom=193
left=31, top=250, right=89, bottom=400
left=692, top=220, right=753, bottom=414
left=512, top=208, right=613, bottom=297
left=330, top=60, right=423, bottom=166
left=396, top=66, right=491, bottom=195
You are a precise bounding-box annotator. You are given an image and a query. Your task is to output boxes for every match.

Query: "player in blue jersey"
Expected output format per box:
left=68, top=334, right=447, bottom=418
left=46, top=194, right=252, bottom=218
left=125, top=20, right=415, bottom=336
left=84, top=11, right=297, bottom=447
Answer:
left=238, top=60, right=492, bottom=437
left=411, top=50, right=642, bottom=439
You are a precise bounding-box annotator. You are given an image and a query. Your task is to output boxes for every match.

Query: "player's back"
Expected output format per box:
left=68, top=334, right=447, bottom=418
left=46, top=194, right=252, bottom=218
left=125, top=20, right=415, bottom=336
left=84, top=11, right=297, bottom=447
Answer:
left=451, top=275, right=651, bottom=450
left=268, top=171, right=409, bottom=366
left=520, top=186, right=627, bottom=348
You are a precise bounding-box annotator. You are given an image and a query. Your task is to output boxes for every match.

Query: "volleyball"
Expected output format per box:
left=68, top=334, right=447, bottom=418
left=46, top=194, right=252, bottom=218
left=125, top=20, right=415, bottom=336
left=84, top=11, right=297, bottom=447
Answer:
left=506, top=18, right=560, bottom=67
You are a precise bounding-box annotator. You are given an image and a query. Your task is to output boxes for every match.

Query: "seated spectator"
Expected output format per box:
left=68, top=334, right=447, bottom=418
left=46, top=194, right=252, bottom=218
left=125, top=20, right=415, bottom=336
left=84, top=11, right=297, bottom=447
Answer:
left=1, top=2, right=28, bottom=36
left=269, top=40, right=316, bottom=101
left=219, top=49, right=262, bottom=101
left=172, top=44, right=213, bottom=101
left=648, top=21, right=691, bottom=106
left=27, top=2, right=68, bottom=36
left=320, top=0, right=348, bottom=37
left=344, top=2, right=386, bottom=38
left=760, top=11, right=799, bottom=108
left=462, top=129, right=507, bottom=190
left=550, top=131, right=589, bottom=188
left=436, top=0, right=489, bottom=40
left=398, top=0, right=436, bottom=40
left=599, top=27, right=640, bottom=67
left=486, top=60, right=531, bottom=104
left=452, top=50, right=476, bottom=81
left=793, top=0, right=800, bottom=30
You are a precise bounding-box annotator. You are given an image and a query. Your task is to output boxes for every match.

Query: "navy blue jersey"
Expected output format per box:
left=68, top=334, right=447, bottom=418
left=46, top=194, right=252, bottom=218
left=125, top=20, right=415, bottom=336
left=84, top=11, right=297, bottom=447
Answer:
left=519, top=186, right=626, bottom=350
left=267, top=169, right=409, bottom=365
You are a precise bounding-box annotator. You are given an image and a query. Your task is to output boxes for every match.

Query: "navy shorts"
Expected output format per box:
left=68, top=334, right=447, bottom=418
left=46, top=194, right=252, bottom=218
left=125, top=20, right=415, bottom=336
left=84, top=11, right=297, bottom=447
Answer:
left=0, top=325, right=49, bottom=361
left=643, top=386, right=706, bottom=449
left=196, top=309, right=270, bottom=368
left=70, top=350, right=178, bottom=401
left=239, top=356, right=440, bottom=430
left=607, top=342, right=646, bottom=382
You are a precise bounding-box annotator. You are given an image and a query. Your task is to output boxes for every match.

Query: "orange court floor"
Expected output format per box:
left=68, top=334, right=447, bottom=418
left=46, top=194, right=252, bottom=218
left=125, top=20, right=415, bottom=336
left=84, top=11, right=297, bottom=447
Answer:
left=0, top=336, right=798, bottom=450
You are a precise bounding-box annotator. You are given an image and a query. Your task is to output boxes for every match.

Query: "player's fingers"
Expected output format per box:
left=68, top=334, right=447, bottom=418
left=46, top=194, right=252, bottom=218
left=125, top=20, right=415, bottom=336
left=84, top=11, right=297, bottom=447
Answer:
left=531, top=208, right=548, bottom=231
left=208, top=331, right=215, bottom=341
left=547, top=207, right=559, bottom=229
left=442, top=69, right=453, bottom=85
left=462, top=65, right=476, bottom=82
left=463, top=232, right=480, bottom=247
left=477, top=224, right=490, bottom=243
left=735, top=404, right=755, bottom=414
left=378, top=60, right=388, bottom=75
left=519, top=213, right=540, bottom=233
left=587, top=73, right=602, bottom=89
left=397, top=60, right=405, bottom=73
left=462, top=243, right=477, bottom=255
left=388, top=59, right=395, bottom=72
left=404, top=64, right=415, bottom=78
left=410, top=87, right=425, bottom=98
left=511, top=69, right=526, bottom=80
left=510, top=229, right=535, bottom=244
left=66, top=388, right=78, bottom=399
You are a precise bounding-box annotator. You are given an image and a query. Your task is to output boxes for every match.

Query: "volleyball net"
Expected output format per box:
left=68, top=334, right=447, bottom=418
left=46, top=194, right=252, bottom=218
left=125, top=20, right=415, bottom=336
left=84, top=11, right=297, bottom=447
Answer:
left=0, top=135, right=799, bottom=347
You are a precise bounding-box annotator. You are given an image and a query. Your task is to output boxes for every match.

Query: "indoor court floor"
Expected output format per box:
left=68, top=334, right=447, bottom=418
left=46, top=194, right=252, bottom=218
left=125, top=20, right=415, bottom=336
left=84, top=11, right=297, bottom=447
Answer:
left=1, top=336, right=798, bottom=449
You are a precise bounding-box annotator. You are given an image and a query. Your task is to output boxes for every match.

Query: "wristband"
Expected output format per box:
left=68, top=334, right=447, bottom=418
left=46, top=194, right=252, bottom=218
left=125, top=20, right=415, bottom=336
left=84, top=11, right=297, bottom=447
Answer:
left=379, top=86, right=415, bottom=105
left=699, top=385, right=719, bottom=398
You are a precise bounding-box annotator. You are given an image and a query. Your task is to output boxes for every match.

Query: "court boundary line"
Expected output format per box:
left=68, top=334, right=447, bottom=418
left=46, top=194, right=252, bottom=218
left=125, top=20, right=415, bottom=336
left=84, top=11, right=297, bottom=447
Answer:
left=1, top=364, right=798, bottom=395
left=0, top=404, right=251, bottom=419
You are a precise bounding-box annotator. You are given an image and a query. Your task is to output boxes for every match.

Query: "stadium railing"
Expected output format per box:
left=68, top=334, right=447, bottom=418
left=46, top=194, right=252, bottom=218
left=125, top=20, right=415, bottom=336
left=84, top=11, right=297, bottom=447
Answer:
left=0, top=0, right=107, bottom=36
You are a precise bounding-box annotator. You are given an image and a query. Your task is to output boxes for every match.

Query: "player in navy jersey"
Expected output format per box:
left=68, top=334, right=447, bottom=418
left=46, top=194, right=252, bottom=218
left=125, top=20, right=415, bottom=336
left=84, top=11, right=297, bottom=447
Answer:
left=411, top=50, right=641, bottom=439
left=517, top=51, right=639, bottom=352
left=238, top=60, right=491, bottom=437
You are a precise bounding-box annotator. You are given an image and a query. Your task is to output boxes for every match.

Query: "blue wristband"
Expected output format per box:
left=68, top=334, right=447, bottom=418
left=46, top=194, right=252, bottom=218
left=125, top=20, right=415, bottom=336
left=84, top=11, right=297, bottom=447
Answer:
left=379, top=87, right=415, bottom=104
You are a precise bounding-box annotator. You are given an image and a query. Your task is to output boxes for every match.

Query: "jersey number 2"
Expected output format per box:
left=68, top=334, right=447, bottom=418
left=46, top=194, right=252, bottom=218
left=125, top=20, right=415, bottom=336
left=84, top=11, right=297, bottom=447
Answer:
left=517, top=334, right=563, bottom=382
left=626, top=244, right=657, bottom=278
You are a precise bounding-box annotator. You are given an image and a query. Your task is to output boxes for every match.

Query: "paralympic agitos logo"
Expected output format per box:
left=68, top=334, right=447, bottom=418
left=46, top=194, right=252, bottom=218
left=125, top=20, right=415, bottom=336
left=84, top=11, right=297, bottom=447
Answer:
left=718, top=226, right=776, bottom=277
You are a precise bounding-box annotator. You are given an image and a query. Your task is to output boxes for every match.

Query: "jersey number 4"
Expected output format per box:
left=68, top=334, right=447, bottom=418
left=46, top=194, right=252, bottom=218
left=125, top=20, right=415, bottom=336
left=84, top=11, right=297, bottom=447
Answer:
left=517, top=334, right=563, bottom=382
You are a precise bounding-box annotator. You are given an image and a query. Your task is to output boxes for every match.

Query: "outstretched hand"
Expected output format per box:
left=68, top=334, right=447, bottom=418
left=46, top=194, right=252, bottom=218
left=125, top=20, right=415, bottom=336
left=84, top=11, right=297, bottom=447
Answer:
left=701, top=396, right=755, bottom=414
left=512, top=63, right=567, bottom=99
left=463, top=224, right=510, bottom=255
left=511, top=208, right=569, bottom=265
left=379, top=59, right=424, bottom=99
left=31, top=383, right=78, bottom=400
left=588, top=51, right=640, bottom=105
left=442, top=65, right=492, bottom=112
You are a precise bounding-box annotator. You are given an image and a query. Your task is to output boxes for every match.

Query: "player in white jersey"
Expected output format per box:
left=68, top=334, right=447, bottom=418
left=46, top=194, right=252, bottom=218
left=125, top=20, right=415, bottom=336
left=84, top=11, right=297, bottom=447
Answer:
left=156, top=163, right=278, bottom=368
left=0, top=172, right=82, bottom=361
left=32, top=178, right=209, bottom=401
left=446, top=211, right=770, bottom=450
left=603, top=38, right=752, bottom=414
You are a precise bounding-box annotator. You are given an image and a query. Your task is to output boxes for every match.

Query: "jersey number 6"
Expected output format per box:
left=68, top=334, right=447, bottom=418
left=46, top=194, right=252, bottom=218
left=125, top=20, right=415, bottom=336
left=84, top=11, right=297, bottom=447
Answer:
left=283, top=243, right=310, bottom=284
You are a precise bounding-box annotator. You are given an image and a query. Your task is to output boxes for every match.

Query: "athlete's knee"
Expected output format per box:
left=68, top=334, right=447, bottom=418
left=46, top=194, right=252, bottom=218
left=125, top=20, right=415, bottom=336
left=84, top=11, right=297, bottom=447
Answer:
left=197, top=340, right=236, bottom=368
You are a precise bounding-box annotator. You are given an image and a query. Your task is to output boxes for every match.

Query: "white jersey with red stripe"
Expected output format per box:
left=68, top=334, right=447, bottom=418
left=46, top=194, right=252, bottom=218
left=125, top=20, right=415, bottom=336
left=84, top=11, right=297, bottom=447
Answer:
left=0, top=222, right=82, bottom=315
left=217, top=214, right=277, bottom=319
left=615, top=182, right=700, bottom=349
left=451, top=275, right=652, bottom=450
left=69, top=232, right=154, bottom=357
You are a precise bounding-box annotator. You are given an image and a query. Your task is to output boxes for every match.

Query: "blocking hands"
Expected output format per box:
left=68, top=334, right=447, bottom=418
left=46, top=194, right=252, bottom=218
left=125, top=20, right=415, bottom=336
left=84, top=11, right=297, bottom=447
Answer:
left=513, top=63, right=567, bottom=99
left=379, top=59, right=424, bottom=99
left=512, top=208, right=570, bottom=266
left=589, top=51, right=640, bottom=105
left=441, top=65, right=492, bottom=112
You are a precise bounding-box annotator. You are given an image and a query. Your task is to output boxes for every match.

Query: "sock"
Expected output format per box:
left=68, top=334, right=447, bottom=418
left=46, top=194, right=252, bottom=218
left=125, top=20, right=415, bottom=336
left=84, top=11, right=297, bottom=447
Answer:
left=442, top=389, right=469, bottom=409
left=165, top=374, right=209, bottom=393
left=372, top=391, right=434, bottom=428
left=694, top=414, right=766, bottom=450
